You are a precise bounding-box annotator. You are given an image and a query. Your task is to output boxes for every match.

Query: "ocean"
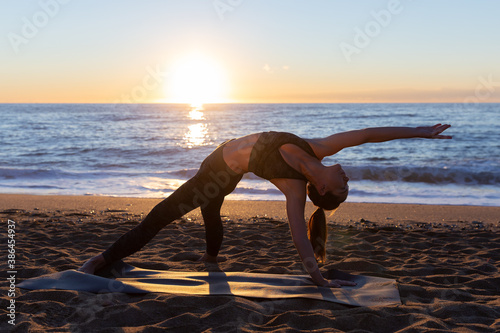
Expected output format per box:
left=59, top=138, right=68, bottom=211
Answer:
left=1, top=103, right=499, bottom=206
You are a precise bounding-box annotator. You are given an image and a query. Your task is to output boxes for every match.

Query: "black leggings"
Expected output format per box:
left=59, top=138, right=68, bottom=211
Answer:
left=102, top=141, right=242, bottom=264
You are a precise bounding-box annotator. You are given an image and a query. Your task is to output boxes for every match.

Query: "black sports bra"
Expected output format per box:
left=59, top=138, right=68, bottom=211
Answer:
left=248, top=131, right=317, bottom=181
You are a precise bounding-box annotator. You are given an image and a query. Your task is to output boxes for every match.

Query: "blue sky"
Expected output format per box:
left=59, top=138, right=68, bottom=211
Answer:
left=1, top=0, right=499, bottom=103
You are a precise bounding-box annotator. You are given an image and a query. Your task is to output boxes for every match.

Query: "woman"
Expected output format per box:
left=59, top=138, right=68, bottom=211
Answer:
left=79, top=124, right=452, bottom=288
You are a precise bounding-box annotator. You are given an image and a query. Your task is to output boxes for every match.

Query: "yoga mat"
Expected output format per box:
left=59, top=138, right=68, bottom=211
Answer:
left=18, top=261, right=401, bottom=307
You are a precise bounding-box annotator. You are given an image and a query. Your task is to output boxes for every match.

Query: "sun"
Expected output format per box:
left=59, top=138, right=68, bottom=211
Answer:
left=165, top=53, right=229, bottom=105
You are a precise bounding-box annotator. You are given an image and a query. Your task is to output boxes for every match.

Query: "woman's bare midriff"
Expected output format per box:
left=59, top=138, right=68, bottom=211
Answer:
left=222, top=133, right=262, bottom=174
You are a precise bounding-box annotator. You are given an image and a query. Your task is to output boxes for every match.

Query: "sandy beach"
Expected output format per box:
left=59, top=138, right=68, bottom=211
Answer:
left=1, top=194, right=499, bottom=332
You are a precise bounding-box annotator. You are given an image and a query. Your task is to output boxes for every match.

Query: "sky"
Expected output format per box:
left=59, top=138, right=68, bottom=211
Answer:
left=1, top=0, right=500, bottom=104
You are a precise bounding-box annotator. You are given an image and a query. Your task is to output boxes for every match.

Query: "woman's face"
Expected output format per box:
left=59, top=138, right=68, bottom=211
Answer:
left=324, top=164, right=349, bottom=199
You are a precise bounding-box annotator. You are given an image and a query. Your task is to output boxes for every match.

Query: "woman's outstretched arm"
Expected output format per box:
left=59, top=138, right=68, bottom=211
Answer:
left=273, top=178, right=356, bottom=288
left=361, top=124, right=452, bottom=142
left=311, top=124, right=452, bottom=159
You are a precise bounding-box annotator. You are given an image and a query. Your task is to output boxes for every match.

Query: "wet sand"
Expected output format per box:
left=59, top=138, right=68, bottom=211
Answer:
left=1, top=194, right=499, bottom=332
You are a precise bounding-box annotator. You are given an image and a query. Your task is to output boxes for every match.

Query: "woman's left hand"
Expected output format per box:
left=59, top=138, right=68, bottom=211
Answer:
left=417, top=124, right=452, bottom=139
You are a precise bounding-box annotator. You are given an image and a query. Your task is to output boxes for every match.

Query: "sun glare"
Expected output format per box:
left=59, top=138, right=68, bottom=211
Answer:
left=185, top=123, right=208, bottom=148
left=166, top=53, right=229, bottom=104
left=188, top=107, right=204, bottom=120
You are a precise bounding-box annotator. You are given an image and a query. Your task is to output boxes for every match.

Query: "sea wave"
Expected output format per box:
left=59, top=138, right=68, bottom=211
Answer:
left=1, top=164, right=498, bottom=186
left=0, top=167, right=140, bottom=180
left=161, top=165, right=500, bottom=186
left=344, top=165, right=500, bottom=185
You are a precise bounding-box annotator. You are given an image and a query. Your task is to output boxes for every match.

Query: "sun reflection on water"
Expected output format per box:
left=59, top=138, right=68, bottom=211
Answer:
left=188, top=104, right=205, bottom=120
left=184, top=104, right=209, bottom=148
left=185, top=123, right=208, bottom=148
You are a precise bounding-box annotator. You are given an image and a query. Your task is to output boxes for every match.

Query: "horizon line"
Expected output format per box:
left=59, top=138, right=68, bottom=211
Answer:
left=1, top=101, right=500, bottom=105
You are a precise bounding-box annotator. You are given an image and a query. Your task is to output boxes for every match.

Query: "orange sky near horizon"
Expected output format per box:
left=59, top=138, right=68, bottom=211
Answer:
left=1, top=1, right=499, bottom=104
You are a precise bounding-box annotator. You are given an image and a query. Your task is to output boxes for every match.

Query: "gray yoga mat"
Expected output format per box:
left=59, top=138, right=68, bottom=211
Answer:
left=18, top=261, right=401, bottom=307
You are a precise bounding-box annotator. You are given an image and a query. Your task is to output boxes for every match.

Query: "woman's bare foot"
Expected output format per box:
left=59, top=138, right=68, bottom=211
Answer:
left=197, top=252, right=227, bottom=263
left=78, top=254, right=106, bottom=274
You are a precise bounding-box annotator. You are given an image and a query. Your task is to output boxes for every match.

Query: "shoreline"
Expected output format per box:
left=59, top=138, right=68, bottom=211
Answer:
left=1, top=193, right=498, bottom=226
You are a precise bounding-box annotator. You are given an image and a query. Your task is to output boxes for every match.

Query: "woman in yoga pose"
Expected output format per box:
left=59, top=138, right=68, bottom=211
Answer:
left=79, top=124, right=452, bottom=287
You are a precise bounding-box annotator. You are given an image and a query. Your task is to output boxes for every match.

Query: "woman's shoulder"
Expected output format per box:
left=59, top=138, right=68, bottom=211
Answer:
left=303, top=138, right=326, bottom=160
